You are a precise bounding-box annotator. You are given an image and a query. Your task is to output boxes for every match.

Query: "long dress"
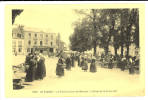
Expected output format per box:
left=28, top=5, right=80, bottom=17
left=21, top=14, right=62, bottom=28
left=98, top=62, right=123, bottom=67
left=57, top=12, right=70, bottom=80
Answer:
left=25, top=54, right=32, bottom=72
left=82, top=60, right=88, bottom=71
left=25, top=54, right=31, bottom=65
left=56, top=58, right=64, bottom=77
left=90, top=61, right=97, bottom=72
left=77, top=56, right=80, bottom=67
left=117, top=57, right=122, bottom=68
left=108, top=58, right=113, bottom=69
left=36, top=57, right=46, bottom=80
left=129, top=59, right=135, bottom=74
left=42, top=58, right=46, bottom=78
left=121, top=60, right=126, bottom=71
left=25, top=58, right=37, bottom=82
left=65, top=57, right=71, bottom=70
left=80, top=59, right=84, bottom=67
left=71, top=56, right=74, bottom=67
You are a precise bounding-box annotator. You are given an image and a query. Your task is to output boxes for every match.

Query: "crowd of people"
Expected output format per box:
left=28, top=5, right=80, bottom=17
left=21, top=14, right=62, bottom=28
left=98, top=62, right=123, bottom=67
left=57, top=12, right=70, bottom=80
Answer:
left=100, top=53, right=139, bottom=74
left=24, top=50, right=139, bottom=80
left=56, top=52, right=139, bottom=77
left=56, top=53, right=97, bottom=77
left=25, top=51, right=46, bottom=82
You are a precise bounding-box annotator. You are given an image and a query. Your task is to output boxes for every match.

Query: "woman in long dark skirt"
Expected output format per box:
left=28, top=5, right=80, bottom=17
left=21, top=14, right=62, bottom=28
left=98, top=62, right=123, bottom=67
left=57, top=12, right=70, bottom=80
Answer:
left=56, top=57, right=64, bottom=77
left=24, top=53, right=33, bottom=73
left=36, top=57, right=46, bottom=80
left=82, top=58, right=88, bottom=72
left=117, top=56, right=122, bottom=68
left=25, top=58, right=37, bottom=82
left=90, top=58, right=97, bottom=72
left=108, top=56, right=113, bottom=69
left=77, top=55, right=80, bottom=67
left=41, top=57, right=46, bottom=78
left=25, top=53, right=32, bottom=65
left=71, top=54, right=74, bottom=67
left=129, top=58, right=135, bottom=74
left=120, top=58, right=126, bottom=71
left=65, top=57, right=71, bottom=70
left=80, top=57, right=84, bottom=67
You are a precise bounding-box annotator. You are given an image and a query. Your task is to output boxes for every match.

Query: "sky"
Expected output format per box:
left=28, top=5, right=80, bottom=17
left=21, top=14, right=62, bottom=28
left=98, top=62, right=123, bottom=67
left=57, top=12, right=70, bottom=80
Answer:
left=14, top=6, right=80, bottom=46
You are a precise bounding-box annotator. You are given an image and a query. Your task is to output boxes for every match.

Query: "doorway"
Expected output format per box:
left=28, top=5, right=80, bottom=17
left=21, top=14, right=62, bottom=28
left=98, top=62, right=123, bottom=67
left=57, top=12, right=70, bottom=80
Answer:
left=49, top=48, right=53, bottom=53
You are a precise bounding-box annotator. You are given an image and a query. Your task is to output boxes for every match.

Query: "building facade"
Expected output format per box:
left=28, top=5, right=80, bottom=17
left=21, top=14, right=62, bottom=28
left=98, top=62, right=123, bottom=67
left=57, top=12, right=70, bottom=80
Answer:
left=12, top=25, right=65, bottom=55
left=12, top=25, right=25, bottom=55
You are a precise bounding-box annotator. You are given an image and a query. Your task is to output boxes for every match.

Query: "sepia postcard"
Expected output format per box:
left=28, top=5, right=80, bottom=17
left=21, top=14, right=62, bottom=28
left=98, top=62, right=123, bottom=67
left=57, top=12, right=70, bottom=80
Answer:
left=5, top=3, right=145, bottom=97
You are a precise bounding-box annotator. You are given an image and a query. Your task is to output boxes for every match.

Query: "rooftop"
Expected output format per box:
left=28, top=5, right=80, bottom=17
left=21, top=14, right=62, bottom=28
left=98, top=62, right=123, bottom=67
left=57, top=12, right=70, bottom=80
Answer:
left=13, top=24, right=57, bottom=36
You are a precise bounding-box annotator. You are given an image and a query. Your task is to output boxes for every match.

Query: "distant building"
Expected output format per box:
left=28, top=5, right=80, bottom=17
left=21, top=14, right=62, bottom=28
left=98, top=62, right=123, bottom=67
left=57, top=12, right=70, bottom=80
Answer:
left=56, top=33, right=67, bottom=52
left=23, top=27, right=57, bottom=54
left=12, top=25, right=65, bottom=55
left=12, top=25, right=25, bottom=55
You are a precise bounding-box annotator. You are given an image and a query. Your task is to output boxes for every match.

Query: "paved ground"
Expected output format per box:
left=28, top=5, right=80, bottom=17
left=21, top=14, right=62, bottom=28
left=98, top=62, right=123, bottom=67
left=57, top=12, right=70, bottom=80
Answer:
left=12, top=55, right=144, bottom=96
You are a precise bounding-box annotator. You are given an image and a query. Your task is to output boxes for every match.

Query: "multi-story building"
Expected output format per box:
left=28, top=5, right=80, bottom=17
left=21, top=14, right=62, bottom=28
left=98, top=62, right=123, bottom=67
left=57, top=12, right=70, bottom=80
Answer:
left=23, top=27, right=57, bottom=55
left=12, top=25, right=65, bottom=55
left=12, top=25, right=25, bottom=55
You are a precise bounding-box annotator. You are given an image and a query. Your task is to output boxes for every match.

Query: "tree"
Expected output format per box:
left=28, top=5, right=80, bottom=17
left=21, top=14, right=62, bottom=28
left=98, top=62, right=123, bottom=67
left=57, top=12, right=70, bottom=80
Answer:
left=119, top=9, right=139, bottom=58
left=75, top=9, right=100, bottom=55
left=120, top=9, right=129, bottom=57
left=132, top=9, right=139, bottom=48
left=12, top=9, right=23, bottom=24
left=96, top=9, right=121, bottom=55
left=123, top=9, right=139, bottom=57
left=71, top=8, right=139, bottom=58
left=70, top=18, right=93, bottom=52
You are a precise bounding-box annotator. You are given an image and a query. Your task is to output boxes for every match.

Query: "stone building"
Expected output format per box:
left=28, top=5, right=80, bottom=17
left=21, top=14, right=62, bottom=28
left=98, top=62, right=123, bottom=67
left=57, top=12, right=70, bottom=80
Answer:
left=12, top=25, right=65, bottom=55
left=23, top=27, right=57, bottom=55
left=12, top=25, right=25, bottom=55
left=56, top=33, right=67, bottom=53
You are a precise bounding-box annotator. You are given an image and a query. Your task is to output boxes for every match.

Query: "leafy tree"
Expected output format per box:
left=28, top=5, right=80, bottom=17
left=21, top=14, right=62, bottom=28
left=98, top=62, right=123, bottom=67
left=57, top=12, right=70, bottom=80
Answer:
left=71, top=8, right=139, bottom=58
left=123, top=9, right=139, bottom=57
left=119, top=9, right=139, bottom=57
left=74, top=9, right=100, bottom=55
left=96, top=9, right=121, bottom=55
left=70, top=18, right=93, bottom=52
left=120, top=9, right=129, bottom=57
left=132, top=9, right=139, bottom=48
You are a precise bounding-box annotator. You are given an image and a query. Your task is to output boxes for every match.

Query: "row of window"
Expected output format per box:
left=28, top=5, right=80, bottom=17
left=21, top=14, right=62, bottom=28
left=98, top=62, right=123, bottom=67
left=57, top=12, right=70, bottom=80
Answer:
left=28, top=33, right=53, bottom=40
left=27, top=48, right=31, bottom=52
left=12, top=33, right=24, bottom=38
left=28, top=40, right=53, bottom=46
left=13, top=48, right=31, bottom=53
left=13, top=40, right=53, bottom=47
left=13, top=47, right=22, bottom=53
left=12, top=41, right=22, bottom=47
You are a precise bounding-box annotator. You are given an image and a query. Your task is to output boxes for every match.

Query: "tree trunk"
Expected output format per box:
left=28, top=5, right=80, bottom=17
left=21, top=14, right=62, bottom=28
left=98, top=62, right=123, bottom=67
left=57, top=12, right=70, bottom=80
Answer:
left=105, top=46, right=109, bottom=55
left=120, top=31, right=124, bottom=57
left=114, top=47, right=118, bottom=56
left=120, top=10, right=126, bottom=58
left=106, top=35, right=112, bottom=55
left=106, top=15, right=115, bottom=55
left=92, top=9, right=97, bottom=56
left=93, top=42, right=96, bottom=56
left=121, top=44, right=124, bottom=57
left=125, top=10, right=135, bottom=59
left=126, top=45, right=129, bottom=57
left=126, top=25, right=132, bottom=58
